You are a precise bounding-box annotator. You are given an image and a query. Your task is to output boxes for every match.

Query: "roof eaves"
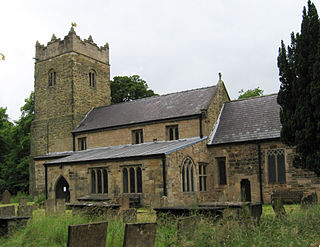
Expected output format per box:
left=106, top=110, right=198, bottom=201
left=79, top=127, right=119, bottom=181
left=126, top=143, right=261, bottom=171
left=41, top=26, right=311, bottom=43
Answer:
left=164, top=136, right=208, bottom=155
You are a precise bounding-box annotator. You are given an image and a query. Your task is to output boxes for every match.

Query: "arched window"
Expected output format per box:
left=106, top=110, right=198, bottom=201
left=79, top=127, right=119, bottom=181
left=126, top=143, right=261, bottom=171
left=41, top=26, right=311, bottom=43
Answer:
left=90, top=168, right=108, bottom=194
left=48, top=69, right=56, bottom=86
left=123, top=168, right=128, bottom=193
left=122, top=166, right=142, bottom=194
left=89, top=70, right=96, bottom=88
left=181, top=157, right=195, bottom=192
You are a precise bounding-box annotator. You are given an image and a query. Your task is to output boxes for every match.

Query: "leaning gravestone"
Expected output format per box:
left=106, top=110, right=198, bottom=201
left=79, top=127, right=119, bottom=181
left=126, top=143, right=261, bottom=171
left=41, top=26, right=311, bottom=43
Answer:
left=2, top=190, right=11, bottom=204
left=44, top=199, right=55, bottom=214
left=17, top=205, right=33, bottom=217
left=123, top=222, right=157, bottom=247
left=19, top=198, right=28, bottom=206
left=67, top=221, right=108, bottom=247
left=177, top=215, right=199, bottom=242
left=0, top=206, right=15, bottom=217
left=301, top=192, right=318, bottom=209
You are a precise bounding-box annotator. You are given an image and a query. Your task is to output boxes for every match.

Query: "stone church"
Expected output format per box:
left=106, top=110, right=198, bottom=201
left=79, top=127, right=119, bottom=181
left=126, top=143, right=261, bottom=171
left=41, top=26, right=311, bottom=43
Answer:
left=30, top=28, right=320, bottom=207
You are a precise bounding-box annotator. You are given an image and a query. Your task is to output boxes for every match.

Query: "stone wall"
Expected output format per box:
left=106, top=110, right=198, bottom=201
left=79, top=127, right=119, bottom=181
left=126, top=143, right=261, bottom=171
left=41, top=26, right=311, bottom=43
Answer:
left=166, top=140, right=211, bottom=206
left=46, top=157, right=164, bottom=207
left=208, top=140, right=320, bottom=203
left=74, top=118, right=201, bottom=150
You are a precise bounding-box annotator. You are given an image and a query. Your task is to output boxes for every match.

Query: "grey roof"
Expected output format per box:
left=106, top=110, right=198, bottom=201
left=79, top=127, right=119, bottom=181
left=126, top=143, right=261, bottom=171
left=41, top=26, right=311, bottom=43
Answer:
left=45, top=137, right=207, bottom=165
left=73, top=86, right=217, bottom=133
left=34, top=151, right=74, bottom=160
left=209, top=94, right=281, bottom=145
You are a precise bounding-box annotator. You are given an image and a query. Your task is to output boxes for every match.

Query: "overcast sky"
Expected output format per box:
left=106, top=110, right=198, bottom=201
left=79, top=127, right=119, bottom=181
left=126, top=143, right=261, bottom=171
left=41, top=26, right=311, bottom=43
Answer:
left=1, top=0, right=318, bottom=121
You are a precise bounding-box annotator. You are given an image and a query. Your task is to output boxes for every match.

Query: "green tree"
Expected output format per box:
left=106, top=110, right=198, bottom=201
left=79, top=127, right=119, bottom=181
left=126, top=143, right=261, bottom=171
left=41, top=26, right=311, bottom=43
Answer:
left=110, top=75, right=158, bottom=104
left=238, top=87, right=264, bottom=99
left=277, top=1, right=320, bottom=174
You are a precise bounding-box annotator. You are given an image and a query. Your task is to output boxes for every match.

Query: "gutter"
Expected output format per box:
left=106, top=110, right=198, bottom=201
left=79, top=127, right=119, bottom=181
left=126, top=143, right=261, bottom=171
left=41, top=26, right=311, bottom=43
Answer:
left=45, top=165, right=48, bottom=200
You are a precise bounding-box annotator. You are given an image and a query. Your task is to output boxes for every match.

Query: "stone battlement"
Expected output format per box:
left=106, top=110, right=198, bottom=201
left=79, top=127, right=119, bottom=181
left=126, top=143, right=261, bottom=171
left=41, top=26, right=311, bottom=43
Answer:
left=35, top=27, right=109, bottom=64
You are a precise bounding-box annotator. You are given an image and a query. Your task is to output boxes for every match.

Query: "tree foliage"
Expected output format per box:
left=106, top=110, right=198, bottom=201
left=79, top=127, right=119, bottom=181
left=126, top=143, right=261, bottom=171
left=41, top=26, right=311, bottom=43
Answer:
left=238, top=87, right=264, bottom=100
left=277, top=0, right=320, bottom=174
left=110, top=75, right=158, bottom=104
left=0, top=92, right=34, bottom=194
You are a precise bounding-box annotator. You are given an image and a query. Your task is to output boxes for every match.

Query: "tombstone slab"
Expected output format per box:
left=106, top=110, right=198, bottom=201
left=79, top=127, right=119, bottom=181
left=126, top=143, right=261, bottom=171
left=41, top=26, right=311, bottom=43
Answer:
left=67, top=221, right=108, bottom=247
left=123, top=222, right=157, bottom=247
left=0, top=206, right=15, bottom=217
left=120, top=208, right=137, bottom=223
left=177, top=215, right=199, bottom=242
left=120, top=195, right=130, bottom=210
left=19, top=198, right=28, bottom=206
left=2, top=190, right=11, bottom=204
left=17, top=205, right=33, bottom=217
left=56, top=199, right=66, bottom=213
left=44, top=199, right=55, bottom=214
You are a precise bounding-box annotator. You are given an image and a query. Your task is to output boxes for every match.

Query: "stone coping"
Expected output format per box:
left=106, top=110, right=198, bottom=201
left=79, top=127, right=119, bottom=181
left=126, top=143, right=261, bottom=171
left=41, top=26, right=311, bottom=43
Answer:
left=0, top=216, right=30, bottom=220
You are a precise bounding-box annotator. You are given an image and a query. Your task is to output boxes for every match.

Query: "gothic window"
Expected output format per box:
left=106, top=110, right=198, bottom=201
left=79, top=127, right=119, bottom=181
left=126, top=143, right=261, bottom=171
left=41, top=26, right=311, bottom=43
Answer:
left=166, top=125, right=179, bottom=140
left=217, top=157, right=227, bottom=185
left=48, top=69, right=56, bottom=86
left=78, top=137, right=87, bottom=150
left=181, top=157, right=195, bottom=192
left=89, top=70, right=96, bottom=88
left=199, top=163, right=207, bottom=191
left=90, top=168, right=108, bottom=194
left=267, top=149, right=286, bottom=184
left=122, top=166, right=142, bottom=193
left=132, top=129, right=143, bottom=144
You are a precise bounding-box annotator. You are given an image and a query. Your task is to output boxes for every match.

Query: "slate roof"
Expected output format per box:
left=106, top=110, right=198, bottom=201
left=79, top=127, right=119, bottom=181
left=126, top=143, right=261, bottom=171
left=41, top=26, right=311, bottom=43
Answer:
left=208, top=94, right=281, bottom=145
left=45, top=137, right=207, bottom=165
left=73, top=86, right=217, bottom=133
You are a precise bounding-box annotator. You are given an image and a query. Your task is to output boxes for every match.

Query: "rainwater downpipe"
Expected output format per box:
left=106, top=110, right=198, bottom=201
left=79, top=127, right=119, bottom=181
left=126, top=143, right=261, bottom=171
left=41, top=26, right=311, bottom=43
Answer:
left=162, top=156, right=167, bottom=196
left=257, top=143, right=264, bottom=204
left=45, top=164, right=48, bottom=200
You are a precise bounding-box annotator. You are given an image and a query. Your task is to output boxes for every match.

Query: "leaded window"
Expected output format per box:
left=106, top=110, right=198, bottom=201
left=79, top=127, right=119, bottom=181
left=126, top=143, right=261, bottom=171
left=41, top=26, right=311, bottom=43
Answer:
left=132, top=129, right=143, bottom=144
left=199, top=163, right=207, bottom=191
left=267, top=149, right=286, bottom=184
left=122, top=166, right=142, bottom=193
left=181, top=157, right=195, bottom=192
left=166, top=125, right=179, bottom=140
left=217, top=157, right=227, bottom=185
left=90, top=168, right=108, bottom=194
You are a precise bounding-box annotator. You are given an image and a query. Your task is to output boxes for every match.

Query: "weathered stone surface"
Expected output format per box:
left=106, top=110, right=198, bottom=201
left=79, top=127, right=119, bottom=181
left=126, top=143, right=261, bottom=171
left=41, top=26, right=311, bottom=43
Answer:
left=301, top=192, right=318, bottom=209
left=177, top=215, right=199, bottom=242
left=120, top=195, right=130, bottom=210
left=120, top=208, right=137, bottom=223
left=19, top=198, right=28, bottom=206
left=0, top=206, right=15, bottom=217
left=56, top=199, right=66, bottom=213
left=0, top=217, right=30, bottom=236
left=67, top=221, right=108, bottom=247
left=17, top=205, right=33, bottom=217
left=44, top=199, right=55, bottom=214
left=123, top=222, right=157, bottom=247
left=2, top=190, right=11, bottom=204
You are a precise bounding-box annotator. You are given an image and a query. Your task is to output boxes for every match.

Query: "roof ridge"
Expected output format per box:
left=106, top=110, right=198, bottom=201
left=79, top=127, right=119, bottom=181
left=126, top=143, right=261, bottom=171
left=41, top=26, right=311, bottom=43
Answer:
left=229, top=93, right=278, bottom=103
left=92, top=84, right=217, bottom=110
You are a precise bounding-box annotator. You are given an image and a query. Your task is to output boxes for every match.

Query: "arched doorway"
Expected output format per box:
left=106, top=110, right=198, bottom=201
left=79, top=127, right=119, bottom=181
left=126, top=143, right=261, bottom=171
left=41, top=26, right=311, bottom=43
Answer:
left=240, top=179, right=251, bottom=202
left=55, top=176, right=70, bottom=202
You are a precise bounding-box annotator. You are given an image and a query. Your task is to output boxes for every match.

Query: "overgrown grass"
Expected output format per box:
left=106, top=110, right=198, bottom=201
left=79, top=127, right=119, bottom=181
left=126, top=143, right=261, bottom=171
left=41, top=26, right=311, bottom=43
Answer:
left=0, top=204, right=319, bottom=246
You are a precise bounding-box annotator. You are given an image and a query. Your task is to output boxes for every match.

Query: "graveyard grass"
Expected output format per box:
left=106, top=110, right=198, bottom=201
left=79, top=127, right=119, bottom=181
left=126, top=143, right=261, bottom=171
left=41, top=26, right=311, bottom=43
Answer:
left=0, top=204, right=319, bottom=246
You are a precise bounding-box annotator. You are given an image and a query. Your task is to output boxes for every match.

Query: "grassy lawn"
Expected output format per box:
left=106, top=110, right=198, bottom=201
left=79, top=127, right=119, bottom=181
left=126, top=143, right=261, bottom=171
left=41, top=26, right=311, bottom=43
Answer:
left=0, top=203, right=319, bottom=246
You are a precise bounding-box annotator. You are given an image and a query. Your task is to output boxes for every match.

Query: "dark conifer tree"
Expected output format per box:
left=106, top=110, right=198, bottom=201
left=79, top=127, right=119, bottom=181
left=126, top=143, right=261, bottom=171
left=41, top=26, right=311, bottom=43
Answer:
left=277, top=0, right=320, bottom=174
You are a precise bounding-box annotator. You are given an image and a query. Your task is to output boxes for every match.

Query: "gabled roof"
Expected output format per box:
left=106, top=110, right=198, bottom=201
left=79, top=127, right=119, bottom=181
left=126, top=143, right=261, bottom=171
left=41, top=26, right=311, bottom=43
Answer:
left=45, top=137, right=207, bottom=165
left=73, top=85, right=217, bottom=133
left=208, top=94, right=281, bottom=145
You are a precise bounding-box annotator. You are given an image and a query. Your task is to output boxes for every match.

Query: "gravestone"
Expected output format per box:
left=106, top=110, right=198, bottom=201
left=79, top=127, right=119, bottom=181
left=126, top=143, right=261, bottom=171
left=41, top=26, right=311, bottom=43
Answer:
left=177, top=215, right=199, bottom=242
left=17, top=205, right=33, bottom=217
left=123, top=223, right=157, bottom=247
left=0, top=206, right=15, bottom=217
left=301, top=192, right=318, bottom=209
left=2, top=190, right=11, bottom=204
left=19, top=198, right=28, bottom=206
left=121, top=195, right=130, bottom=210
left=272, top=198, right=286, bottom=217
left=67, top=221, right=108, bottom=247
left=160, top=196, right=169, bottom=207
left=120, top=208, right=137, bottom=223
left=56, top=199, right=66, bottom=213
left=44, top=199, right=55, bottom=214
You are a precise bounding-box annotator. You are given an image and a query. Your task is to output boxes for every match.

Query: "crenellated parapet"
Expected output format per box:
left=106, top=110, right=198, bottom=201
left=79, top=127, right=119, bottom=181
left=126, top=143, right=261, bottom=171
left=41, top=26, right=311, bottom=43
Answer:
left=35, top=27, right=109, bottom=64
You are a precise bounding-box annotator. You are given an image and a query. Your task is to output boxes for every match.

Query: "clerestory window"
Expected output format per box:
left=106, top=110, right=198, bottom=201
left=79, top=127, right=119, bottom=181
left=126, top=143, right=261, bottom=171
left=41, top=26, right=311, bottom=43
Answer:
left=166, top=125, right=179, bottom=140
left=132, top=129, right=143, bottom=144
left=78, top=137, right=87, bottom=151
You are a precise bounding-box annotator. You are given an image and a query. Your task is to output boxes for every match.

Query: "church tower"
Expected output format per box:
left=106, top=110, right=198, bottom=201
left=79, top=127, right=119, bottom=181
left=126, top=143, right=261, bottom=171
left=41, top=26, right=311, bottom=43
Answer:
left=30, top=27, right=110, bottom=195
